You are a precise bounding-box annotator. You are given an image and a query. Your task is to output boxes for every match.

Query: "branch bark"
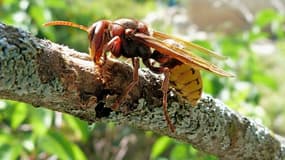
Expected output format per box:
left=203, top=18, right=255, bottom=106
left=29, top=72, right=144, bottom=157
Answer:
left=0, top=22, right=284, bottom=160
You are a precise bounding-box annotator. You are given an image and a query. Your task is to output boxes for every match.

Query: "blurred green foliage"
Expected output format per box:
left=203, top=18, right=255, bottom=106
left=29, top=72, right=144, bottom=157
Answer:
left=1, top=0, right=285, bottom=159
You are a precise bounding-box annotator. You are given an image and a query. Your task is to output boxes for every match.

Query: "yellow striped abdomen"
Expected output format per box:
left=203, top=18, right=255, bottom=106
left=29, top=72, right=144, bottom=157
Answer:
left=169, top=64, right=202, bottom=106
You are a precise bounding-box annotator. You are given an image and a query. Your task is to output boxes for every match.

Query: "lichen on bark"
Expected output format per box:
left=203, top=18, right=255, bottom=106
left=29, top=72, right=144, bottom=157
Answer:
left=1, top=22, right=285, bottom=160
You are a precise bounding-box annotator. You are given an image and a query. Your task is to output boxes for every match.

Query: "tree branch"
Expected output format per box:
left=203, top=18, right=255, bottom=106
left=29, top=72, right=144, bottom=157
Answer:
left=1, top=22, right=284, bottom=160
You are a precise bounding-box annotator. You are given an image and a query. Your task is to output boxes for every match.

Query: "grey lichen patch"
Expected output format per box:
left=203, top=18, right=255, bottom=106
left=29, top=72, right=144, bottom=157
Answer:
left=100, top=87, right=221, bottom=135
left=239, top=118, right=279, bottom=158
left=103, top=94, right=256, bottom=154
left=174, top=97, right=241, bottom=153
left=100, top=96, right=165, bottom=131
left=0, top=24, right=65, bottom=100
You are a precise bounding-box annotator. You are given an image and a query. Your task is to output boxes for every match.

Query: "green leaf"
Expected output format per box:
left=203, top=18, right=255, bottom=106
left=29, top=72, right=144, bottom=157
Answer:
left=188, top=146, right=198, bottom=157
left=3, top=0, right=17, bottom=6
left=150, top=136, right=172, bottom=159
left=70, top=141, right=87, bottom=160
left=219, top=36, right=245, bottom=58
left=254, top=9, right=278, bottom=28
left=45, top=0, right=66, bottom=8
left=170, top=144, right=188, bottom=160
left=28, top=5, right=47, bottom=26
left=0, top=132, right=22, bottom=160
left=0, top=144, right=16, bottom=160
left=38, top=130, right=86, bottom=160
left=0, top=131, right=14, bottom=144
left=29, top=108, right=53, bottom=135
left=38, top=131, right=70, bottom=160
left=252, top=73, right=277, bottom=90
left=10, top=103, right=28, bottom=129
left=63, top=114, right=90, bottom=142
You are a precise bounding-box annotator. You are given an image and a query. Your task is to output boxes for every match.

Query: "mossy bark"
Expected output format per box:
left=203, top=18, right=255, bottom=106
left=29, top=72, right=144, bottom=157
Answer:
left=0, top=23, right=284, bottom=160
